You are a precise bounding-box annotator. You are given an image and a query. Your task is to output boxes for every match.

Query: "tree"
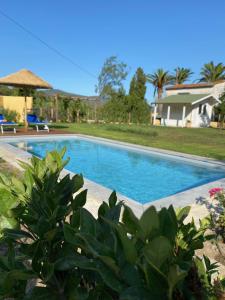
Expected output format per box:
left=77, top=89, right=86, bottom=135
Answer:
left=127, top=67, right=149, bottom=123
left=214, top=91, right=225, bottom=127
left=172, top=67, right=193, bottom=84
left=146, top=69, right=172, bottom=99
left=129, top=67, right=147, bottom=99
left=95, top=56, right=128, bottom=99
left=199, top=61, right=225, bottom=83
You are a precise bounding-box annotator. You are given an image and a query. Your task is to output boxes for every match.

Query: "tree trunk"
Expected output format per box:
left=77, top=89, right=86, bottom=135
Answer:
left=55, top=95, right=58, bottom=122
left=51, top=107, right=54, bottom=119
left=67, top=108, right=70, bottom=122
left=158, top=88, right=163, bottom=99
left=128, top=112, right=131, bottom=124
left=76, top=110, right=80, bottom=123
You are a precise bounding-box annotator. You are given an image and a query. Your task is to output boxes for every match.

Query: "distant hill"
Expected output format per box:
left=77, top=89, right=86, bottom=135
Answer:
left=40, top=89, right=99, bottom=101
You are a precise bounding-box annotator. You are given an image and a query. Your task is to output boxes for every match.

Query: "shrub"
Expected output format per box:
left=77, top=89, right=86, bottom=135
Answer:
left=0, top=107, right=19, bottom=122
left=207, top=188, right=225, bottom=243
left=0, top=149, right=223, bottom=299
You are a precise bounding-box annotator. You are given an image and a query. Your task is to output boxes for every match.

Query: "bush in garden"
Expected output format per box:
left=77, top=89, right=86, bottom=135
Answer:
left=0, top=107, right=19, bottom=122
left=207, top=187, right=225, bottom=243
left=0, top=149, right=224, bottom=299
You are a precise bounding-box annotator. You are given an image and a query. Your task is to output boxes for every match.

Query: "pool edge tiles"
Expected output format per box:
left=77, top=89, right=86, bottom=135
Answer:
left=1, top=134, right=225, bottom=215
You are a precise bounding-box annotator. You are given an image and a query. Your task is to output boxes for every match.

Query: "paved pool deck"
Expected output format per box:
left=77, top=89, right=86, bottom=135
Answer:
left=0, top=134, right=225, bottom=221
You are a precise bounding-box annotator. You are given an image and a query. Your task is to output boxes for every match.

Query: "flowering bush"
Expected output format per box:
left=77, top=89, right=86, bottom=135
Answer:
left=208, top=187, right=225, bottom=243
left=209, top=187, right=225, bottom=207
left=209, top=187, right=224, bottom=199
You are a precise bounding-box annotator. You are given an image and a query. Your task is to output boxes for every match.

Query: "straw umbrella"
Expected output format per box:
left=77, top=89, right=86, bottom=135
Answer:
left=0, top=69, right=52, bottom=130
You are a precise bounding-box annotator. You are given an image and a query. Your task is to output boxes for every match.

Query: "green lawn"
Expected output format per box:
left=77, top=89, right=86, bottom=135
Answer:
left=53, top=123, right=225, bottom=160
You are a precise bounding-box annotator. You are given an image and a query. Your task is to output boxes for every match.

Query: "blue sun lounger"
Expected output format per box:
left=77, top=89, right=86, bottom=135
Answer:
left=0, top=114, right=18, bottom=134
left=27, top=114, right=49, bottom=132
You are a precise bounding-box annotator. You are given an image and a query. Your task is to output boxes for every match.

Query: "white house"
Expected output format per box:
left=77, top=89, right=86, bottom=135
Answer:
left=153, top=82, right=225, bottom=128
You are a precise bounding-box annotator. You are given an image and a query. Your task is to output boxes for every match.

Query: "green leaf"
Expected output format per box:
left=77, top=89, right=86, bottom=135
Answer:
left=0, top=216, right=18, bottom=232
left=108, top=191, right=117, bottom=208
left=6, top=269, right=35, bottom=280
left=3, top=228, right=34, bottom=240
left=63, top=223, right=82, bottom=247
left=116, top=225, right=137, bottom=264
left=80, top=208, right=98, bottom=236
left=143, top=236, right=172, bottom=268
left=120, top=286, right=153, bottom=300
left=140, top=206, right=159, bottom=239
left=72, top=189, right=87, bottom=210
left=98, top=201, right=109, bottom=218
left=167, top=265, right=187, bottom=299
left=158, top=206, right=177, bottom=241
left=73, top=174, right=84, bottom=193
left=176, top=206, right=191, bottom=223
left=25, top=287, right=58, bottom=300
left=122, top=205, right=140, bottom=234
left=41, top=262, right=54, bottom=282
left=55, top=254, right=96, bottom=271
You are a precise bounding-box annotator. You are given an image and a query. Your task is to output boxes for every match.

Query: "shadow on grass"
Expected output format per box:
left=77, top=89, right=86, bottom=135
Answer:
left=51, top=124, right=70, bottom=129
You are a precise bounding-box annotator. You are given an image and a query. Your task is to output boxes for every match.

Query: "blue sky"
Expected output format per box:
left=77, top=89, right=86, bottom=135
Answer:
left=1, top=0, right=225, bottom=101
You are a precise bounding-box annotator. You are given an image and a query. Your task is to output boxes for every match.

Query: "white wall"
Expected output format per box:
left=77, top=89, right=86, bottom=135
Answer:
left=191, top=98, right=215, bottom=127
left=160, top=98, right=216, bottom=128
left=166, top=82, right=225, bottom=98
left=166, top=87, right=213, bottom=96
left=212, top=82, right=225, bottom=98
left=161, top=104, right=192, bottom=127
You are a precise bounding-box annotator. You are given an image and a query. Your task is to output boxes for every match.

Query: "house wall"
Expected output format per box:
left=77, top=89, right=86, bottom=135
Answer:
left=191, top=98, right=215, bottom=127
left=161, top=104, right=192, bottom=127
left=0, top=96, right=33, bottom=122
left=166, top=87, right=213, bottom=96
left=212, top=82, right=225, bottom=98
left=160, top=98, right=216, bottom=128
left=166, top=82, right=225, bottom=98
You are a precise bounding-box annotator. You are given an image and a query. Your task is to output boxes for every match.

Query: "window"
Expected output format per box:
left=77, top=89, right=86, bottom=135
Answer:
left=203, top=105, right=207, bottom=115
left=198, top=104, right=202, bottom=114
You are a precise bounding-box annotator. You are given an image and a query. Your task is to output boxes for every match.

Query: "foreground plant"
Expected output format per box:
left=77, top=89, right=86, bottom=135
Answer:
left=0, top=149, right=223, bottom=299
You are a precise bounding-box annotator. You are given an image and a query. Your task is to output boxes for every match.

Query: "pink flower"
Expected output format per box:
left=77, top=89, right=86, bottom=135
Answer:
left=209, top=187, right=224, bottom=198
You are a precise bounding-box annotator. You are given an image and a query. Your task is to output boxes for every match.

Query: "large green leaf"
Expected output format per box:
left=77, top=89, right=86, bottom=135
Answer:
left=108, top=191, right=117, bottom=208
left=0, top=216, right=18, bottom=233
left=158, top=206, right=177, bottom=241
left=3, top=228, right=34, bottom=240
left=25, top=287, right=58, bottom=300
left=72, top=189, right=87, bottom=210
left=139, top=206, right=159, bottom=239
left=167, top=265, right=187, bottom=299
left=120, top=286, right=153, bottom=300
left=143, top=236, right=172, bottom=268
left=122, top=205, right=140, bottom=234
left=73, top=174, right=84, bottom=193
left=176, top=206, right=191, bottom=223
left=116, top=225, right=137, bottom=264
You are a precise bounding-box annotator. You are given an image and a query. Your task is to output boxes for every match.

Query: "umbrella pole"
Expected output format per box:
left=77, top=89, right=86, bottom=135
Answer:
left=24, top=92, right=28, bottom=132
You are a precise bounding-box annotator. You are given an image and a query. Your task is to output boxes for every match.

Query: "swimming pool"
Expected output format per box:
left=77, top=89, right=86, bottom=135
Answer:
left=11, top=137, right=225, bottom=204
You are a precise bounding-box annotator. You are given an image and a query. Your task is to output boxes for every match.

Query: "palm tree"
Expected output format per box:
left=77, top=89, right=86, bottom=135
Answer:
left=146, top=69, right=172, bottom=99
left=200, top=61, right=225, bottom=83
left=172, top=67, right=193, bottom=85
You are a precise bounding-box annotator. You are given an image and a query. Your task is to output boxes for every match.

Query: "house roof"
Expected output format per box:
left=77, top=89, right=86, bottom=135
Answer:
left=156, top=94, right=212, bottom=104
left=166, top=83, right=214, bottom=90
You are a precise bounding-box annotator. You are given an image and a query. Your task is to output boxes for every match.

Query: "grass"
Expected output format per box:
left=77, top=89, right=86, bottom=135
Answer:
left=52, top=123, right=225, bottom=161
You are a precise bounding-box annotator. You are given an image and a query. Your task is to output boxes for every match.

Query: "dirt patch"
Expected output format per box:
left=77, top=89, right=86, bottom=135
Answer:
left=0, top=160, right=22, bottom=177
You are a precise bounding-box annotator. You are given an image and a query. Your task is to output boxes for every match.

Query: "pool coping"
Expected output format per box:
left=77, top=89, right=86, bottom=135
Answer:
left=0, top=133, right=225, bottom=216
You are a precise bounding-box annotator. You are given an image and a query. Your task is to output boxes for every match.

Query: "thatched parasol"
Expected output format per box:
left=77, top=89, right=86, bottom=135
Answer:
left=0, top=69, right=52, bottom=129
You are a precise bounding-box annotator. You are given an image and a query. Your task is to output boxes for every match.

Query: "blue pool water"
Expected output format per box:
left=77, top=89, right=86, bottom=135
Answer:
left=11, top=138, right=225, bottom=204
